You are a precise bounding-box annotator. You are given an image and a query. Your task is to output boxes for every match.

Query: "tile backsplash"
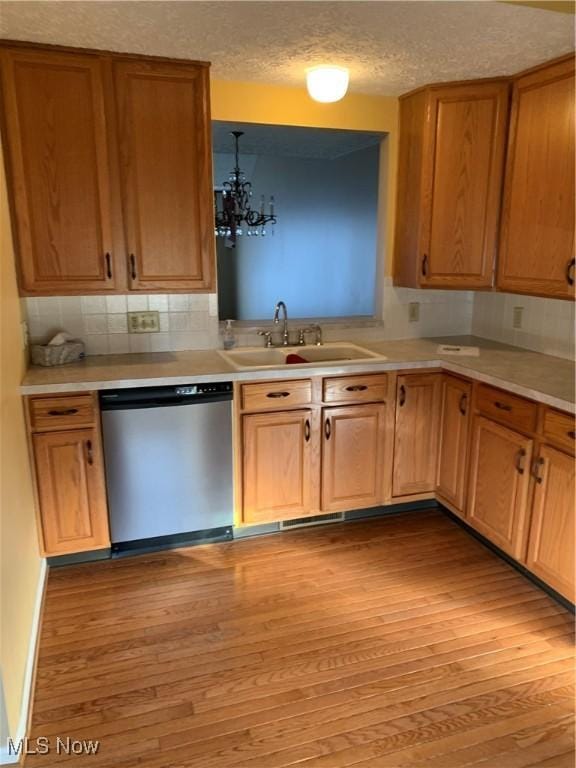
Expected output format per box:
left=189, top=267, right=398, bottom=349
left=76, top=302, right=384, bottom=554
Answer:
left=471, top=292, right=575, bottom=360
left=25, top=294, right=219, bottom=355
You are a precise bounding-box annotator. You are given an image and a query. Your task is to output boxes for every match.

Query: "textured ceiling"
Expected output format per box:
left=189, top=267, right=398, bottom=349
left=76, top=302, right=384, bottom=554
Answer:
left=0, top=1, right=573, bottom=95
left=213, top=122, right=383, bottom=159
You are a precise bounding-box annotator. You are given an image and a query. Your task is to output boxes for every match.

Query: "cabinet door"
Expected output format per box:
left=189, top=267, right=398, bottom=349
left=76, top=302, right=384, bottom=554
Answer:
left=33, top=428, right=109, bottom=555
left=436, top=376, right=472, bottom=514
left=242, top=410, right=319, bottom=524
left=421, top=82, right=509, bottom=288
left=113, top=59, right=214, bottom=292
left=0, top=48, right=116, bottom=294
left=467, top=416, right=533, bottom=560
left=497, top=57, right=575, bottom=299
left=393, top=374, right=442, bottom=496
left=322, top=404, right=386, bottom=512
left=526, top=445, right=575, bottom=602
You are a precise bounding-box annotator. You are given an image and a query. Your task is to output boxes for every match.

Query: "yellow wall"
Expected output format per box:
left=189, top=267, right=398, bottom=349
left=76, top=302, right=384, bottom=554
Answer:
left=0, top=141, right=42, bottom=739
left=211, top=79, right=399, bottom=276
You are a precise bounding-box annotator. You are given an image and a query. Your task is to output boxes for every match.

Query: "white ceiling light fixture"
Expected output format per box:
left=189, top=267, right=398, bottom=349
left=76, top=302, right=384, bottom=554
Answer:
left=306, top=66, right=350, bottom=103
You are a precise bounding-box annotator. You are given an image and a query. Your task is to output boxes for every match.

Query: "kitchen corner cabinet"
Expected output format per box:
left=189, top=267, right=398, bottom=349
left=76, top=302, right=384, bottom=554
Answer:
left=467, top=415, right=533, bottom=560
left=242, top=410, right=320, bottom=524
left=392, top=373, right=441, bottom=496
left=27, top=393, right=110, bottom=556
left=436, top=375, right=471, bottom=514
left=526, top=445, right=575, bottom=602
left=497, top=57, right=575, bottom=299
left=0, top=43, right=215, bottom=295
left=0, top=48, right=116, bottom=294
left=394, top=80, right=509, bottom=289
left=322, top=404, right=386, bottom=512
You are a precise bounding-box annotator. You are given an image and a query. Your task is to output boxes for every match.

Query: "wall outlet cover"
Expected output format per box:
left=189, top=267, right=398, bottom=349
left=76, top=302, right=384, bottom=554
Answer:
left=128, top=311, right=160, bottom=333
left=408, top=302, right=420, bottom=323
left=512, top=306, right=524, bottom=329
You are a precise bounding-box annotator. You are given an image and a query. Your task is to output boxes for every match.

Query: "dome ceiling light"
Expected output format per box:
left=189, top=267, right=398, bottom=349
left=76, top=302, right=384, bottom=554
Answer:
left=306, top=66, right=350, bottom=103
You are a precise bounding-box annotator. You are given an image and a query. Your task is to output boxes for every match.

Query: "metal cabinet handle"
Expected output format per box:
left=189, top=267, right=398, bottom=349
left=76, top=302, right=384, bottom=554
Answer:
left=85, top=440, right=94, bottom=466
left=566, top=258, right=575, bottom=286
left=421, top=254, right=428, bottom=277
left=266, top=391, right=290, bottom=399
left=105, top=252, right=112, bottom=280
left=129, top=254, right=137, bottom=281
left=324, top=418, right=331, bottom=440
left=514, top=448, right=526, bottom=475
left=48, top=408, right=78, bottom=417
left=399, top=385, right=406, bottom=407
left=459, top=393, right=468, bottom=416
left=494, top=401, right=512, bottom=412
left=304, top=419, right=311, bottom=442
left=345, top=384, right=368, bottom=392
left=531, top=456, right=544, bottom=484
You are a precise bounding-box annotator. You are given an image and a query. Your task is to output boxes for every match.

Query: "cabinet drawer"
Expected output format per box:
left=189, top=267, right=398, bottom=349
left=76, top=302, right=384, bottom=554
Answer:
left=542, top=408, right=576, bottom=453
left=241, top=380, right=312, bottom=412
left=323, top=374, right=388, bottom=404
left=476, top=385, right=537, bottom=433
left=29, top=395, right=96, bottom=431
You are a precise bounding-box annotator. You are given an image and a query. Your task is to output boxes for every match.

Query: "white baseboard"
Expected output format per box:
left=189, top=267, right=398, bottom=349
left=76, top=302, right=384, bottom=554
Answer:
left=1, top=558, right=46, bottom=766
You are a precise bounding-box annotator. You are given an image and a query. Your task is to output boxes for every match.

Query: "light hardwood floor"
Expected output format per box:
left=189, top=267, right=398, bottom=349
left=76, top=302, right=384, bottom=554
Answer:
left=26, top=509, right=575, bottom=767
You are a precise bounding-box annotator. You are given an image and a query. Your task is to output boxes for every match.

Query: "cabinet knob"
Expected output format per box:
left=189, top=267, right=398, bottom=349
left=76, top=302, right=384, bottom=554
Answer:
left=566, top=258, right=575, bottom=287
left=85, top=440, right=94, bottom=466
left=266, top=391, right=290, bottom=399
left=494, top=401, right=512, bottom=412
left=531, top=456, right=544, bottom=483
left=345, top=384, right=368, bottom=392
left=514, top=448, right=526, bottom=475
left=129, top=254, right=137, bottom=281
left=421, top=254, right=428, bottom=278
left=48, top=408, right=78, bottom=417
left=304, top=419, right=311, bottom=443
left=459, top=393, right=468, bottom=416
left=324, top=418, right=331, bottom=440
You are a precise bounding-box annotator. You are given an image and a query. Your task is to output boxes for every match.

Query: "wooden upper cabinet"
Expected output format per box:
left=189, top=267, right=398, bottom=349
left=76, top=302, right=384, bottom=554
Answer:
left=436, top=376, right=472, bottom=515
left=497, top=57, right=575, bottom=299
left=0, top=48, right=116, bottom=294
left=113, top=59, right=215, bottom=292
left=467, top=416, right=533, bottom=560
left=321, top=404, right=386, bottom=512
left=393, top=374, right=442, bottom=496
left=394, top=80, right=509, bottom=289
left=32, top=427, right=109, bottom=555
left=526, top=444, right=575, bottom=602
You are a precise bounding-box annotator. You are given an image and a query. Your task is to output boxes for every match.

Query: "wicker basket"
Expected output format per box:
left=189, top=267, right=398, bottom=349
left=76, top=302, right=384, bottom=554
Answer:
left=31, top=341, right=85, bottom=367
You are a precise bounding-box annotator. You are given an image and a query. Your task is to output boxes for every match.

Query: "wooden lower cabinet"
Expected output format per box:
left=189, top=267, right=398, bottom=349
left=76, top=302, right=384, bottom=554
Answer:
left=525, top=445, right=575, bottom=601
left=467, top=416, right=533, bottom=560
left=242, top=409, right=320, bottom=524
left=436, top=376, right=471, bottom=514
left=393, top=374, right=441, bottom=496
left=33, top=428, right=109, bottom=555
left=321, top=404, right=386, bottom=512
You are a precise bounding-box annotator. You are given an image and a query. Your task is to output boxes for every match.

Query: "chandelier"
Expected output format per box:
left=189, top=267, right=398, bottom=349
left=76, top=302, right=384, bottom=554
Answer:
left=214, top=131, right=277, bottom=245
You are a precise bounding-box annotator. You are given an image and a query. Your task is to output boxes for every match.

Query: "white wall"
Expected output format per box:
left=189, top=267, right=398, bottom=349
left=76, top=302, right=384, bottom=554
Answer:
left=472, top=292, right=575, bottom=360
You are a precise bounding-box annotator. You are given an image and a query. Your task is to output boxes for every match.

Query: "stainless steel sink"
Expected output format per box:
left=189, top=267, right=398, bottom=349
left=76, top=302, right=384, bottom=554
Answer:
left=219, top=343, right=385, bottom=370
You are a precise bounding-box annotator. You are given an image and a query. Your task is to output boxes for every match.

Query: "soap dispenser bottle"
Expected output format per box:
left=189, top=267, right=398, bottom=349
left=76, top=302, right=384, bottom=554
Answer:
left=223, top=319, right=236, bottom=350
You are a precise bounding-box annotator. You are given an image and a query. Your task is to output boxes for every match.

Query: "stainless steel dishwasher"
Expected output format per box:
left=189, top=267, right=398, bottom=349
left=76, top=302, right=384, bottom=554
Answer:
left=100, top=382, right=233, bottom=553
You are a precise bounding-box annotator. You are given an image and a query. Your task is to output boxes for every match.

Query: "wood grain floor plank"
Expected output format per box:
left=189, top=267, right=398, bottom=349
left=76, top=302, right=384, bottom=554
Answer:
left=25, top=510, right=574, bottom=768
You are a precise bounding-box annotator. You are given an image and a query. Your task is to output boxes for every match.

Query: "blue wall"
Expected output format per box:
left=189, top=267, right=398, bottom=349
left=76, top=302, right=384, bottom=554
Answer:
left=216, top=144, right=380, bottom=321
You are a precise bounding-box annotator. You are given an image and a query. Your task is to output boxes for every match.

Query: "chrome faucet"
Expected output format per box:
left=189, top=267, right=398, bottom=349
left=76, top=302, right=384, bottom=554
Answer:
left=273, top=300, right=290, bottom=346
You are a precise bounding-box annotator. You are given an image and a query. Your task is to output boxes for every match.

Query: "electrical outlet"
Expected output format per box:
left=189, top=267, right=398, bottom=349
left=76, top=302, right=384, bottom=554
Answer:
left=128, top=311, right=160, bottom=333
left=408, top=302, right=420, bottom=323
left=512, top=306, right=524, bottom=330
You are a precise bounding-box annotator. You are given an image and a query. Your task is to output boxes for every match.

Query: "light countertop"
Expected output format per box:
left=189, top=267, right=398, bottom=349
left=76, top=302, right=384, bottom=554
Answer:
left=21, top=336, right=575, bottom=413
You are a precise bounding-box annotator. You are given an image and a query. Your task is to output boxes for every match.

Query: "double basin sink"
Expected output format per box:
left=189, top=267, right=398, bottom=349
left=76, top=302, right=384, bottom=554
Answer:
left=220, top=343, right=385, bottom=370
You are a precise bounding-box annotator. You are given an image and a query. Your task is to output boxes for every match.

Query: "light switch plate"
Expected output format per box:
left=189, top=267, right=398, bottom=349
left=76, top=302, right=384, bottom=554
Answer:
left=128, top=311, right=160, bottom=333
